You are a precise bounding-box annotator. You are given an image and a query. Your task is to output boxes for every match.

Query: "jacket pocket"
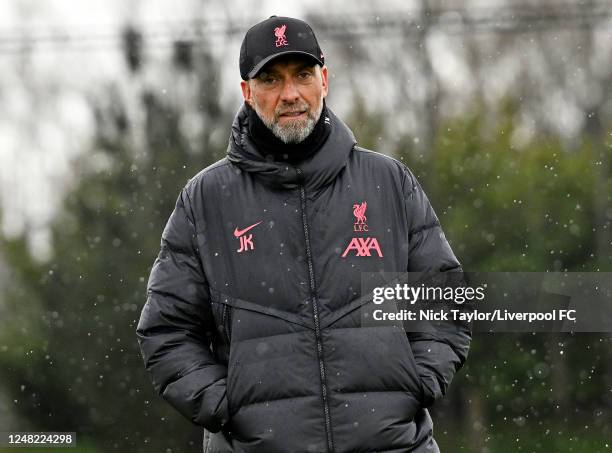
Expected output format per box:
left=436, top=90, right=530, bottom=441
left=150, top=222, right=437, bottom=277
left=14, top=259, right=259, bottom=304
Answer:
left=210, top=290, right=235, bottom=347
left=396, top=330, right=426, bottom=404
left=209, top=289, right=315, bottom=422
left=221, top=304, right=232, bottom=345
left=325, top=294, right=426, bottom=407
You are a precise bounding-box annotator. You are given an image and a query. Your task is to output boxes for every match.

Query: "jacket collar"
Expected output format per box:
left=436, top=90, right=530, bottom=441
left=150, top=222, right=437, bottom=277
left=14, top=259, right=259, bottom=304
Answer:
left=227, top=103, right=356, bottom=191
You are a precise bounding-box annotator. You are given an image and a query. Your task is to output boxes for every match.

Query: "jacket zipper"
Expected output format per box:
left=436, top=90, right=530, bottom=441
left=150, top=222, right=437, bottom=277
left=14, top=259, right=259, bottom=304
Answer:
left=297, top=168, right=334, bottom=453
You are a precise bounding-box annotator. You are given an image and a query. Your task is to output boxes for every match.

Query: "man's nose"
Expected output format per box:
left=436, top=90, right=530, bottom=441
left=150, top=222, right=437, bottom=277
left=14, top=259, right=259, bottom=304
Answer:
left=279, top=78, right=300, bottom=102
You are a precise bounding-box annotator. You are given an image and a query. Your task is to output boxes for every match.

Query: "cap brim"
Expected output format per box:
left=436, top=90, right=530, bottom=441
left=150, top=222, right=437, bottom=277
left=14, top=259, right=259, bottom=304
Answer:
left=247, top=51, right=324, bottom=79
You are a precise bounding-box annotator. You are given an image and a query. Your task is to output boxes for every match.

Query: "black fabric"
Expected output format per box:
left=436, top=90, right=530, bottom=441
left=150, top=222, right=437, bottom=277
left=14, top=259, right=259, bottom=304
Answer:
left=239, top=16, right=324, bottom=80
left=137, top=105, right=471, bottom=453
left=246, top=102, right=331, bottom=164
left=227, top=103, right=354, bottom=192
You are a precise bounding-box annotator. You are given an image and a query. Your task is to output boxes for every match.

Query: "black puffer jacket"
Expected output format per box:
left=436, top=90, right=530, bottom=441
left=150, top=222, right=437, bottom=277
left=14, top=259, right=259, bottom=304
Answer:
left=136, top=105, right=471, bottom=453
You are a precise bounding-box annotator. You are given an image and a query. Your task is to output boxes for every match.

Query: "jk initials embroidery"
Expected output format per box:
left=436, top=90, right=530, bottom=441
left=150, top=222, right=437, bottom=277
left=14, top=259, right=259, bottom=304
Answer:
left=234, top=221, right=262, bottom=253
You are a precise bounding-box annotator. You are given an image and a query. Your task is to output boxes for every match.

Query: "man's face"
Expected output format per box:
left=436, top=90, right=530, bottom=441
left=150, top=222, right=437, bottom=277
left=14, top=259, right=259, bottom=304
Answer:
left=241, top=56, right=329, bottom=144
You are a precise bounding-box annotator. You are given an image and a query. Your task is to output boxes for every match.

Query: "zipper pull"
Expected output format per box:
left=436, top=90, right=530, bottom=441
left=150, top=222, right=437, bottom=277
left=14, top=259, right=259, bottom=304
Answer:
left=296, top=167, right=305, bottom=184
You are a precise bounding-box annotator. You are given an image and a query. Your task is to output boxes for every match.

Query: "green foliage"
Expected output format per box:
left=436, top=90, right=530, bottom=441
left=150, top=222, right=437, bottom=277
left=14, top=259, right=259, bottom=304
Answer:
left=399, top=105, right=607, bottom=273
left=396, top=103, right=612, bottom=451
left=0, top=45, right=232, bottom=451
left=435, top=421, right=611, bottom=452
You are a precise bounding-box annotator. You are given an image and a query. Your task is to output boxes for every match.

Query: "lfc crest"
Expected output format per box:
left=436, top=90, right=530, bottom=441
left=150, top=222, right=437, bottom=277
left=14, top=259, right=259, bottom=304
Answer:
left=353, top=202, right=368, bottom=232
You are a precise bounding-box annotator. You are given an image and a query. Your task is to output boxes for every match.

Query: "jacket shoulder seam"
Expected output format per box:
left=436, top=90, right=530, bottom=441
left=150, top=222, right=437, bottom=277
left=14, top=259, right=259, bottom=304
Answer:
left=409, top=219, right=440, bottom=237
left=183, top=159, right=233, bottom=232
left=353, top=146, right=416, bottom=196
left=353, top=146, right=404, bottom=167
left=187, top=158, right=232, bottom=187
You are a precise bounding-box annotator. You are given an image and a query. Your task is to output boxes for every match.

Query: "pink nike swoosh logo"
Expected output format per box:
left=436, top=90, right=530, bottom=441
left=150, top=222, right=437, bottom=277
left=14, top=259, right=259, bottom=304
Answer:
left=233, top=221, right=262, bottom=237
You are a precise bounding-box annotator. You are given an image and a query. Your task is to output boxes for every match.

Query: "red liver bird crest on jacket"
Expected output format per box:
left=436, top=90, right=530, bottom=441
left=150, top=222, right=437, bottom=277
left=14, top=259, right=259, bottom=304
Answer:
left=353, top=201, right=367, bottom=232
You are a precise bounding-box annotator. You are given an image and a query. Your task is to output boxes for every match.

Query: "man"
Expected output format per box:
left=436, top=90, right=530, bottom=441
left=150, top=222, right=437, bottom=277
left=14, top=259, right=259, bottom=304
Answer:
left=137, top=16, right=471, bottom=453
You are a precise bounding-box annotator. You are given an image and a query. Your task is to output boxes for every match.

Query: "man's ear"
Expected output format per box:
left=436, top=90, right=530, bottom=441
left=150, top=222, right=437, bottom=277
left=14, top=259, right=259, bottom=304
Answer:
left=241, top=80, right=254, bottom=106
left=320, top=65, right=329, bottom=98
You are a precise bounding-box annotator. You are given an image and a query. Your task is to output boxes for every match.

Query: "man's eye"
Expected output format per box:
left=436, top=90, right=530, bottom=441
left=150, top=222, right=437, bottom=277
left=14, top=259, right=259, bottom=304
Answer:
left=298, top=72, right=312, bottom=79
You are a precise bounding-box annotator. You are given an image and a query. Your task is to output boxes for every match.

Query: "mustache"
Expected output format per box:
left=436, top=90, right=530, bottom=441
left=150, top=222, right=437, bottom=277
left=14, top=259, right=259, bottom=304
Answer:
left=275, top=102, right=310, bottom=117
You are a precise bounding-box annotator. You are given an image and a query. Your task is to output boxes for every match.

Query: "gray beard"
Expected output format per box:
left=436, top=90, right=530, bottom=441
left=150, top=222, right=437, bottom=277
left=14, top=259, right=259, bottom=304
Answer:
left=253, top=99, right=324, bottom=144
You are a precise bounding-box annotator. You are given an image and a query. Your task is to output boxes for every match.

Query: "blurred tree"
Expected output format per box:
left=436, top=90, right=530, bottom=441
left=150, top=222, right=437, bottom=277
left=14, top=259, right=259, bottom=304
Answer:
left=0, top=29, right=232, bottom=452
left=122, top=26, right=144, bottom=73
left=398, top=100, right=612, bottom=450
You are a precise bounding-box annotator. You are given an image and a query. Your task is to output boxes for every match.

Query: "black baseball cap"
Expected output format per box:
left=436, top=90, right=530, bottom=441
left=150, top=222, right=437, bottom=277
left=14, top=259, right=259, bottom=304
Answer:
left=239, top=16, right=324, bottom=80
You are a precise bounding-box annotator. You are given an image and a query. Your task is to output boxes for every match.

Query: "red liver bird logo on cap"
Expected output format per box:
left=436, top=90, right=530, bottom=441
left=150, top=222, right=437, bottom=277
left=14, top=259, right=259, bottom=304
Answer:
left=274, top=25, right=288, bottom=47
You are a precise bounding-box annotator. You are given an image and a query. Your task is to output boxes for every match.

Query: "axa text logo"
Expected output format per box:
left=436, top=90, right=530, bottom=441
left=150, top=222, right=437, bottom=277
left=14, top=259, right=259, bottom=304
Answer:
left=341, top=237, right=383, bottom=257
left=234, top=221, right=262, bottom=253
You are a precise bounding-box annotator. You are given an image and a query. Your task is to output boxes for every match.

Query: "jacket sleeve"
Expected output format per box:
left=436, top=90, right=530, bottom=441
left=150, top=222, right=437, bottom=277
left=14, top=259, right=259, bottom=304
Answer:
left=136, top=187, right=229, bottom=432
left=403, top=169, right=472, bottom=408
